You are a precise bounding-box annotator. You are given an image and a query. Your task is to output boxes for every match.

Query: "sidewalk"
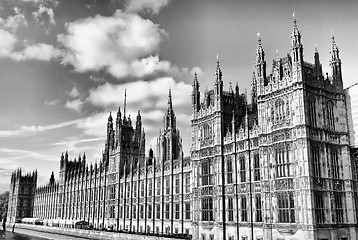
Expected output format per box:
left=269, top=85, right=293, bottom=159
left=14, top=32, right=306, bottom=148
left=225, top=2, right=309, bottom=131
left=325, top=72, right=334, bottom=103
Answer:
left=9, top=228, right=91, bottom=240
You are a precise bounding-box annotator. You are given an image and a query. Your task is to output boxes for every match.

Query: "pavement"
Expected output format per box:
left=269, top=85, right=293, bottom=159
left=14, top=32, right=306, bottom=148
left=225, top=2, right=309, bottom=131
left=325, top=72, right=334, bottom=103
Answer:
left=0, top=228, right=90, bottom=240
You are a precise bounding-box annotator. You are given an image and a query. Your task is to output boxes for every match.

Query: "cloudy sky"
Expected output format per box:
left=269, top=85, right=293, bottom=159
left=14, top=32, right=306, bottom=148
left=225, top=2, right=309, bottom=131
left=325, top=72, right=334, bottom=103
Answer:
left=0, top=0, right=357, bottom=193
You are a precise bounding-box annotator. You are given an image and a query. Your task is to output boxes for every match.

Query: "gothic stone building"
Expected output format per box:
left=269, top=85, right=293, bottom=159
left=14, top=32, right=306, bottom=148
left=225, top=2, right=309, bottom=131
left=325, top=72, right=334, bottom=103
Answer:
left=7, top=17, right=358, bottom=240
left=190, top=18, right=356, bottom=240
left=7, top=91, right=192, bottom=236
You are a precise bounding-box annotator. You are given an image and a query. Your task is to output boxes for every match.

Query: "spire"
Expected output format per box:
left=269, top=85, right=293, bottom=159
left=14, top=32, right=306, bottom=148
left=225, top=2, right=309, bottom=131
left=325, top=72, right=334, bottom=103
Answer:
left=168, top=88, right=173, bottom=111
left=108, top=112, right=113, bottom=122
left=215, top=55, right=222, bottom=82
left=192, top=72, right=200, bottom=113
left=117, top=106, right=121, bottom=120
left=329, top=33, right=342, bottom=85
left=291, top=11, right=301, bottom=47
left=256, top=31, right=265, bottom=62
left=330, top=33, right=340, bottom=61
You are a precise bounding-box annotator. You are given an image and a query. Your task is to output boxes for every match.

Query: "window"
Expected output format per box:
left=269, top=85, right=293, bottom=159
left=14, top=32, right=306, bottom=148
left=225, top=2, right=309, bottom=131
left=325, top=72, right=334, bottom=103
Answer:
left=331, top=148, right=340, bottom=179
left=110, top=185, right=116, bottom=199
left=185, top=203, right=191, bottom=220
left=165, top=203, right=170, bottom=219
left=327, top=101, right=335, bottom=130
left=277, top=192, right=295, bottom=223
left=256, top=195, right=262, bottom=222
left=202, top=161, right=212, bottom=185
left=275, top=147, right=289, bottom=178
left=156, top=178, right=161, bottom=195
left=133, top=205, right=137, bottom=218
left=185, top=173, right=190, bottom=193
left=311, top=145, right=321, bottom=177
left=315, top=192, right=325, bottom=224
left=148, top=180, right=152, bottom=197
left=202, top=197, right=213, bottom=221
left=241, top=196, right=247, bottom=222
left=227, top=159, right=233, bottom=184
left=175, top=203, right=180, bottom=219
left=140, top=180, right=144, bottom=197
left=254, top=154, right=260, bottom=181
left=203, top=124, right=212, bottom=139
left=156, top=204, right=160, bottom=219
left=335, top=193, right=344, bottom=223
left=133, top=182, right=137, bottom=198
left=126, top=205, right=129, bottom=218
left=148, top=204, right=152, bottom=219
left=308, top=97, right=317, bottom=127
left=175, top=175, right=180, bottom=194
left=140, top=205, right=144, bottom=219
left=109, top=205, right=115, bottom=218
left=240, top=156, right=246, bottom=182
left=165, top=176, right=170, bottom=195
left=126, top=183, right=130, bottom=198
left=228, top=197, right=234, bottom=221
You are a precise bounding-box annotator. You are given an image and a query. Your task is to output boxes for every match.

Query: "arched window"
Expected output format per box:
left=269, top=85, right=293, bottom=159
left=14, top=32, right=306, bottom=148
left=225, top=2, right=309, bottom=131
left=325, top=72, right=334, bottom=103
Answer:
left=203, top=123, right=212, bottom=139
left=275, top=99, right=285, bottom=122
left=308, top=96, right=317, bottom=127
left=327, top=101, right=335, bottom=130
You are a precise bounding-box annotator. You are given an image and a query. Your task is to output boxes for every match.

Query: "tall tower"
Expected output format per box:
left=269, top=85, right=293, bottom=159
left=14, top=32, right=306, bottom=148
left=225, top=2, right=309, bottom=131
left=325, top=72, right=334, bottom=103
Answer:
left=7, top=169, right=37, bottom=224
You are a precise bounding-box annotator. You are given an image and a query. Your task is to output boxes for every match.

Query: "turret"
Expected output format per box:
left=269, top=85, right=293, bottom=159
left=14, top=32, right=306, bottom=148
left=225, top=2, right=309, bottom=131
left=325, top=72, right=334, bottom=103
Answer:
left=49, top=171, right=55, bottom=185
left=329, top=34, right=342, bottom=87
left=291, top=12, right=304, bottom=64
left=135, top=110, right=142, bottom=144
left=214, top=56, right=223, bottom=96
left=164, top=89, right=176, bottom=129
left=60, top=152, right=64, bottom=169
left=314, top=45, right=322, bottom=78
left=192, top=72, right=201, bottom=113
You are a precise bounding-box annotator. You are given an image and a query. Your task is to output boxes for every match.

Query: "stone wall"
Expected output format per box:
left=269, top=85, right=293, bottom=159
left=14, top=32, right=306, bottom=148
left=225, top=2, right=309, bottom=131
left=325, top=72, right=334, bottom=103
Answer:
left=10, top=223, right=186, bottom=240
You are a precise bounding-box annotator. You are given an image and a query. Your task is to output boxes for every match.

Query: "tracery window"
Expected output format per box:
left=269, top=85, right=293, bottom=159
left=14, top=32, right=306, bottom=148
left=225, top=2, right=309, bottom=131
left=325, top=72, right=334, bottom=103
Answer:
left=239, top=156, right=246, bottom=182
left=202, top=161, right=212, bottom=186
left=275, top=146, right=290, bottom=178
left=334, top=193, right=344, bottom=223
left=227, top=159, right=233, bottom=184
left=277, top=192, right=295, bottom=223
left=228, top=197, right=234, bottom=221
left=256, top=195, right=262, bottom=222
left=254, top=154, right=260, bottom=181
left=202, top=197, right=213, bottom=221
left=331, top=148, right=340, bottom=179
left=311, top=144, right=321, bottom=177
left=203, top=123, right=212, bottom=139
left=315, top=191, right=325, bottom=223
left=185, top=173, right=190, bottom=193
left=241, top=196, right=247, bottom=222
left=148, top=204, right=152, bottom=219
left=175, top=174, right=180, bottom=194
left=327, top=101, right=335, bottom=130
left=308, top=96, right=317, bottom=127
left=165, top=176, right=170, bottom=195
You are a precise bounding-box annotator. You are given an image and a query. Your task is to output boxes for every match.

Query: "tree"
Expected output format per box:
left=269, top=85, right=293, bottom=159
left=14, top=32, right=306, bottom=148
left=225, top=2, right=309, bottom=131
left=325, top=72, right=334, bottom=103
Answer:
left=0, top=191, right=9, bottom=222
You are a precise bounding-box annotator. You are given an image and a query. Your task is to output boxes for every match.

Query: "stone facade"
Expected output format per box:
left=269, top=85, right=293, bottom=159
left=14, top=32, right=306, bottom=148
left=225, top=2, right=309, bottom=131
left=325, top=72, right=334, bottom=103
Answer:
left=190, top=17, right=357, bottom=240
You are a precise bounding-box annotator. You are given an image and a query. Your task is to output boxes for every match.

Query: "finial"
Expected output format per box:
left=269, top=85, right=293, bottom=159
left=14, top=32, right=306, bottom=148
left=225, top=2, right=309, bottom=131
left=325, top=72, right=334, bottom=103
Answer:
left=257, top=31, right=261, bottom=44
left=293, top=11, right=296, bottom=25
left=216, top=54, right=219, bottom=62
left=315, top=43, right=317, bottom=52
left=276, top=49, right=279, bottom=58
left=108, top=112, right=112, bottom=121
left=331, top=29, right=336, bottom=43
left=194, top=72, right=197, bottom=80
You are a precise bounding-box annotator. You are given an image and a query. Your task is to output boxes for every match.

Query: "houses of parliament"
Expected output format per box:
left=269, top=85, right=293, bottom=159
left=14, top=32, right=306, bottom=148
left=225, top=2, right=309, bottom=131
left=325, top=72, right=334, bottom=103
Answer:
left=6, top=17, right=358, bottom=240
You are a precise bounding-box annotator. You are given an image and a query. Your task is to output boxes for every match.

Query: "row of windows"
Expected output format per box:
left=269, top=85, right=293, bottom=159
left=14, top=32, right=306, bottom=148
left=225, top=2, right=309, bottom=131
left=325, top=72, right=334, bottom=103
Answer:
left=315, top=191, right=345, bottom=224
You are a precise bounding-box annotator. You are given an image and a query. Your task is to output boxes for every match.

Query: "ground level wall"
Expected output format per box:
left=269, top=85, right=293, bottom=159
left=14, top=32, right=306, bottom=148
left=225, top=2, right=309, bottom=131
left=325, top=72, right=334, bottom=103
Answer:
left=7, top=223, right=187, bottom=240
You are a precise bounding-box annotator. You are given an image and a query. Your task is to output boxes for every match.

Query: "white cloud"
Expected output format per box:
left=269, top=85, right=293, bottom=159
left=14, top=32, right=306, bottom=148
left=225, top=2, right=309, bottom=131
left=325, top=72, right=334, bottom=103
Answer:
left=0, top=119, right=83, bottom=137
left=0, top=29, right=17, bottom=57
left=44, top=99, right=59, bottom=106
left=33, top=4, right=56, bottom=25
left=0, top=7, right=27, bottom=32
left=125, top=0, right=170, bottom=14
left=65, top=99, right=83, bottom=113
left=0, top=27, right=63, bottom=62
left=67, top=86, right=80, bottom=98
left=58, top=10, right=173, bottom=80
left=11, top=43, right=63, bottom=61
left=87, top=77, right=191, bottom=110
